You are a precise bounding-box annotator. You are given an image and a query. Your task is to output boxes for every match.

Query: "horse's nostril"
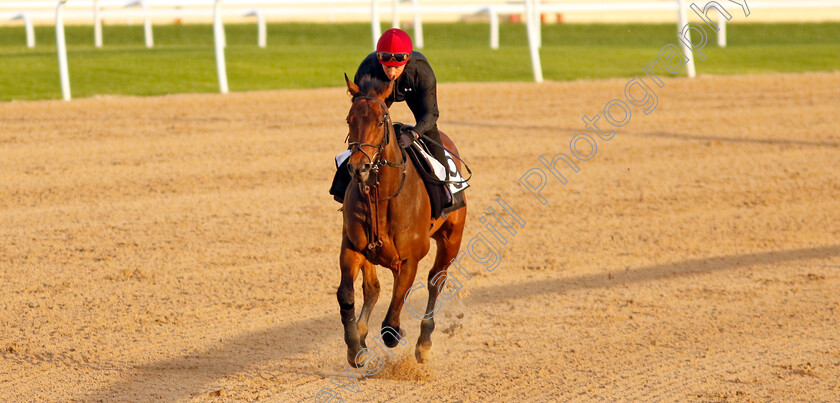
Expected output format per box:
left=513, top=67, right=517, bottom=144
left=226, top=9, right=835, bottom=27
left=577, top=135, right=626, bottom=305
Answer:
left=349, top=163, right=372, bottom=181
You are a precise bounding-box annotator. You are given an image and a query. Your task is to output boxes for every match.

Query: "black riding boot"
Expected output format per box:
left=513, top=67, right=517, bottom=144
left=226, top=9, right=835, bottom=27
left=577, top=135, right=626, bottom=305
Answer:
left=422, top=127, right=453, bottom=208
left=329, top=158, right=351, bottom=203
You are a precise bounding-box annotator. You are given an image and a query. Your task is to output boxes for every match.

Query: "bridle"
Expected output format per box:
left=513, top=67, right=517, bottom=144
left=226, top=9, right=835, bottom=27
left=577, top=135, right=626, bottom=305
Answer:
left=346, top=95, right=407, bottom=251
left=347, top=95, right=407, bottom=199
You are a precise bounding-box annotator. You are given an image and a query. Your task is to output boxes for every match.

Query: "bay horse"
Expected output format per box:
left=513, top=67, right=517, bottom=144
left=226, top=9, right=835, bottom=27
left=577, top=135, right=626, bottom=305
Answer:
left=338, top=75, right=467, bottom=367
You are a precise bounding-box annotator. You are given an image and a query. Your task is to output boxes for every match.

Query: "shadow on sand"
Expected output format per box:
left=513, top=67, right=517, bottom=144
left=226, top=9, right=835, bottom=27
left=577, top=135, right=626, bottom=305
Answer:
left=83, top=245, right=839, bottom=400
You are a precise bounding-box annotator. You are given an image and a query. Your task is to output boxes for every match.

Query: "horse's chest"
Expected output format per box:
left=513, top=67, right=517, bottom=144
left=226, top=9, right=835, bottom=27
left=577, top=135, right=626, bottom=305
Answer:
left=345, top=220, right=401, bottom=268
left=363, top=245, right=401, bottom=269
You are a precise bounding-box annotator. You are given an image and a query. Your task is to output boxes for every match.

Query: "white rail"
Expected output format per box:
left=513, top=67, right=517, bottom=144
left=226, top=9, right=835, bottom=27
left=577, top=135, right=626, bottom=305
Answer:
left=6, top=0, right=839, bottom=99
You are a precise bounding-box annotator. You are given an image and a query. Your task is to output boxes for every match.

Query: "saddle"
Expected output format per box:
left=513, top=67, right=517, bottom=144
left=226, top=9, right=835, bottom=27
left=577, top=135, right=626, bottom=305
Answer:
left=401, top=134, right=467, bottom=218
left=329, top=124, right=468, bottom=219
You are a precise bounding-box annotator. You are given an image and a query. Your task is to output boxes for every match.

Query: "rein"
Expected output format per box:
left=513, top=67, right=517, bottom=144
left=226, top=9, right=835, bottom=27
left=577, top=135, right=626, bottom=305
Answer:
left=347, top=95, right=407, bottom=251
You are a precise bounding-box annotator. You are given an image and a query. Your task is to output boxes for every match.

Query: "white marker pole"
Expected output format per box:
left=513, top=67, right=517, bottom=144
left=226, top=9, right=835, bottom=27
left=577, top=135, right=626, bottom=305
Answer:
left=56, top=0, right=71, bottom=100
left=718, top=10, right=727, bottom=47
left=213, top=0, right=228, bottom=94
left=94, top=0, right=102, bottom=47
left=371, top=0, right=381, bottom=49
left=675, top=0, right=696, bottom=78
left=525, top=0, right=543, bottom=83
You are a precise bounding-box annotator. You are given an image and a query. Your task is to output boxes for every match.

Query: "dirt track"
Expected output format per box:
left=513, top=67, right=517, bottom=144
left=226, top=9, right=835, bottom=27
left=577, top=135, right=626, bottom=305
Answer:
left=1, top=73, right=839, bottom=402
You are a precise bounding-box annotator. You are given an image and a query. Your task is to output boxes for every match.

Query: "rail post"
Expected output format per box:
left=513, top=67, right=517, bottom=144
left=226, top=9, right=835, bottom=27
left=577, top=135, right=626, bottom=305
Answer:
left=141, top=0, right=153, bottom=48
left=94, top=0, right=102, bottom=47
left=525, top=0, right=543, bottom=83
left=412, top=0, right=423, bottom=49
left=213, top=0, right=229, bottom=94
left=675, top=0, right=696, bottom=78
left=20, top=13, right=36, bottom=48
left=249, top=9, right=266, bottom=48
left=489, top=6, right=499, bottom=49
left=55, top=0, right=71, bottom=100
left=371, top=0, right=381, bottom=50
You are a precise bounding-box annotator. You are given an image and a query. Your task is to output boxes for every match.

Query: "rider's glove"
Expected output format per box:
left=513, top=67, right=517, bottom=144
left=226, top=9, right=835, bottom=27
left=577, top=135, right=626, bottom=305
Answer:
left=398, top=126, right=419, bottom=149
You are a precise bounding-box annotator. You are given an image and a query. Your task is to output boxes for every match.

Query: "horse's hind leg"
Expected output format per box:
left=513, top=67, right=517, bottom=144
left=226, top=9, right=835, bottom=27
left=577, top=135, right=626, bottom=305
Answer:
left=416, top=215, right=466, bottom=363
left=338, top=240, right=365, bottom=367
left=357, top=260, right=380, bottom=348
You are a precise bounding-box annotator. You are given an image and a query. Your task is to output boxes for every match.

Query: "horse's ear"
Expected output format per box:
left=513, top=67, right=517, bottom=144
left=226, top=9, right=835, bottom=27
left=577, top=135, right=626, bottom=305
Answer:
left=345, top=73, right=360, bottom=97
left=380, top=79, right=395, bottom=99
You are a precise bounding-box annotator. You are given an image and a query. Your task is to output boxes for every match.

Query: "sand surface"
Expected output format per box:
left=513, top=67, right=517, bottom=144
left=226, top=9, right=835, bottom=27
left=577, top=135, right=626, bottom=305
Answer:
left=1, top=73, right=839, bottom=402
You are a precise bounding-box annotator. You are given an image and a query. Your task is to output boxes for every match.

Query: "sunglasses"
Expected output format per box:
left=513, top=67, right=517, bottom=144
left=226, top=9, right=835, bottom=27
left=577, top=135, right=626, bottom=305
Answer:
left=377, top=52, right=410, bottom=64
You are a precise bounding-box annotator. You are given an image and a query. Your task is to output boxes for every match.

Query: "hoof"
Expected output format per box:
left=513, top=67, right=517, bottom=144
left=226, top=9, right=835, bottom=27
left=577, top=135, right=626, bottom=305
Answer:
left=346, top=346, right=363, bottom=368
left=381, top=326, right=405, bottom=348
left=415, top=344, right=432, bottom=364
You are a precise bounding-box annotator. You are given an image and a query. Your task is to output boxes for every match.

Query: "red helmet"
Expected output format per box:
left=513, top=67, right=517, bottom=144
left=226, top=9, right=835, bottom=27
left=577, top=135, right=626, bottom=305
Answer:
left=376, top=28, right=413, bottom=67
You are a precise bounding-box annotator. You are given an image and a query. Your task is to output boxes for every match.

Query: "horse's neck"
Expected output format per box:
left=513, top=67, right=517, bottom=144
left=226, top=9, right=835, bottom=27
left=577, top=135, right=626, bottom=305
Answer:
left=382, top=128, right=399, bottom=163
left=377, top=137, right=404, bottom=193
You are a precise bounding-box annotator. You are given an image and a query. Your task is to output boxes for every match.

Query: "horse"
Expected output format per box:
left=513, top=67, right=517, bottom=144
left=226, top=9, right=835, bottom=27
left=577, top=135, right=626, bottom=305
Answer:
left=337, top=74, right=467, bottom=367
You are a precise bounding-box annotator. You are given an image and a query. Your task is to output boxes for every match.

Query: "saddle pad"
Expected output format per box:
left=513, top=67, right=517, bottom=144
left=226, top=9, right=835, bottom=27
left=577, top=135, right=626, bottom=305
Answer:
left=410, top=141, right=469, bottom=195
left=404, top=146, right=447, bottom=219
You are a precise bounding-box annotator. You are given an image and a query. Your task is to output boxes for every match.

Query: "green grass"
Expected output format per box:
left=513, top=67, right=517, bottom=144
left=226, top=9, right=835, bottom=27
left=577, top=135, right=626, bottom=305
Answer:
left=1, top=22, right=838, bottom=101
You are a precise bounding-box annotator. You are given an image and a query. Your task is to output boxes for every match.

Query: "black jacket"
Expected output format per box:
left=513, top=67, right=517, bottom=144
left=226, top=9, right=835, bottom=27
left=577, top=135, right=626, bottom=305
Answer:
left=353, top=51, right=439, bottom=135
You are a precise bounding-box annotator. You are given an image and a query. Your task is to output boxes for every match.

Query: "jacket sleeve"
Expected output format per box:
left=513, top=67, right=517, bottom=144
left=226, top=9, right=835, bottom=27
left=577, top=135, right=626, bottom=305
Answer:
left=353, top=53, right=377, bottom=86
left=412, top=61, right=439, bottom=134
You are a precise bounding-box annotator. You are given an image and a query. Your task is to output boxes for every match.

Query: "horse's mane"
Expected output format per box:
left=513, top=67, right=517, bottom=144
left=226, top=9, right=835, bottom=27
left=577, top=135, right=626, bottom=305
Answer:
left=355, top=75, right=392, bottom=99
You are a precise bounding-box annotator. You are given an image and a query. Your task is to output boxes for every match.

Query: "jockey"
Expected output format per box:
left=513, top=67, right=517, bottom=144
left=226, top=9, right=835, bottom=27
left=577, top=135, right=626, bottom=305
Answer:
left=332, top=28, right=454, bottom=209
left=354, top=28, right=447, bottom=172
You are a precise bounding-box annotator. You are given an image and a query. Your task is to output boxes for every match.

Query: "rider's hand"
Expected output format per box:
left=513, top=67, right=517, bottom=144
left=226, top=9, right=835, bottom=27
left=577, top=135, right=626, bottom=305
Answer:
left=398, top=126, right=418, bottom=149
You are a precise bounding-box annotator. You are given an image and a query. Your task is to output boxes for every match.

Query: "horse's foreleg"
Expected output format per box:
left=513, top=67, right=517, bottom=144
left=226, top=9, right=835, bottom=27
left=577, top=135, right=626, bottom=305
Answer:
left=417, top=218, right=466, bottom=363
left=380, top=259, right=418, bottom=348
left=338, top=241, right=365, bottom=367
left=357, top=260, right=380, bottom=348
